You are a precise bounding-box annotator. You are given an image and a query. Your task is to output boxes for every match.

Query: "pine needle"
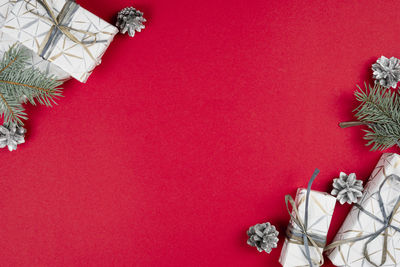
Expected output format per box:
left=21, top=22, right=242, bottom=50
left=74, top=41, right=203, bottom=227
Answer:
left=352, top=83, right=400, bottom=151
left=0, top=45, right=63, bottom=126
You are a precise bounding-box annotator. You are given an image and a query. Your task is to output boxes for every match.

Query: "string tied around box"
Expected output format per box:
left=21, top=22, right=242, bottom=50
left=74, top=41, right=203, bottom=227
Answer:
left=325, top=174, right=400, bottom=267
left=285, top=169, right=325, bottom=267
left=24, top=0, right=106, bottom=62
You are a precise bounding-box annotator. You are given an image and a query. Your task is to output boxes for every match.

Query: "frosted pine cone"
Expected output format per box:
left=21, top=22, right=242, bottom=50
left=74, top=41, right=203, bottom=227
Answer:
left=116, top=7, right=146, bottom=37
left=331, top=172, right=363, bottom=204
left=372, top=56, right=400, bottom=89
left=0, top=123, right=26, bottom=151
left=247, top=222, right=279, bottom=253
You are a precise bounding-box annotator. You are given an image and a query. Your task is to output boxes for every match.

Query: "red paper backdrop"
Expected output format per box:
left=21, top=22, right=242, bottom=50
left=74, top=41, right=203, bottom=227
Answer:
left=1, top=0, right=399, bottom=266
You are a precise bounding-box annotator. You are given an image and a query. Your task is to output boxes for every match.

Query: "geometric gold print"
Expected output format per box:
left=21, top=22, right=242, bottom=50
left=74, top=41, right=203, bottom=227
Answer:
left=0, top=0, right=70, bottom=80
left=2, top=0, right=118, bottom=82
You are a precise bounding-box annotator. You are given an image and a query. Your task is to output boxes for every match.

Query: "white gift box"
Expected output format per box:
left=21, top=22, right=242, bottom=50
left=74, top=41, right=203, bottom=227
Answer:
left=2, top=0, right=118, bottom=82
left=279, top=188, right=336, bottom=267
left=327, top=153, right=400, bottom=267
left=0, top=0, right=69, bottom=80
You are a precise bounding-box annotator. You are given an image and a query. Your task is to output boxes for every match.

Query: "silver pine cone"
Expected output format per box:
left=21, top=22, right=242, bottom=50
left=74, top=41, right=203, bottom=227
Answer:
left=372, top=56, right=400, bottom=89
left=331, top=172, right=363, bottom=204
left=0, top=123, right=26, bottom=151
left=247, top=222, right=279, bottom=253
left=116, top=7, right=146, bottom=37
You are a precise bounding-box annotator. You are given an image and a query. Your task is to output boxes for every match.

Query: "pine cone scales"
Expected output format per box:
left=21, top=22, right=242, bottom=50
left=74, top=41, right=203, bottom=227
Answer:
left=247, top=222, right=279, bottom=253
left=331, top=172, right=363, bottom=204
left=0, top=123, right=26, bottom=151
left=116, top=7, right=146, bottom=37
left=372, top=56, right=400, bottom=89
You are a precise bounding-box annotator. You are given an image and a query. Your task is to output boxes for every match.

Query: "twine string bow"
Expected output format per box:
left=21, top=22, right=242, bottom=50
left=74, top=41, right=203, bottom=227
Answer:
left=25, top=0, right=99, bottom=61
left=324, top=174, right=400, bottom=267
left=285, top=169, right=324, bottom=267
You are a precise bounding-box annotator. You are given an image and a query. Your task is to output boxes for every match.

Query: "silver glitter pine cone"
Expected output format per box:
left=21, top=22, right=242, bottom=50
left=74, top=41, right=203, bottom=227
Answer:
left=247, top=222, right=279, bottom=253
left=0, top=123, right=26, bottom=151
left=331, top=172, right=363, bottom=204
left=372, top=56, right=400, bottom=89
left=116, top=7, right=146, bottom=37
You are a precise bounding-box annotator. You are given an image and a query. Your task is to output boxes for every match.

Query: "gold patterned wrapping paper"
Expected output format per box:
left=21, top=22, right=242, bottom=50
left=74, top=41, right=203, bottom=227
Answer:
left=2, top=0, right=118, bottom=82
left=279, top=189, right=336, bottom=267
left=0, top=0, right=69, bottom=80
left=327, top=153, right=400, bottom=267
left=0, top=0, right=15, bottom=26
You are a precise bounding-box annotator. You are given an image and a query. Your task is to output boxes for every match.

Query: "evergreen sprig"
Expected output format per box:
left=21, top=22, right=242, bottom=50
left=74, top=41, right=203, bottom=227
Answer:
left=0, top=45, right=62, bottom=126
left=340, top=83, right=400, bottom=151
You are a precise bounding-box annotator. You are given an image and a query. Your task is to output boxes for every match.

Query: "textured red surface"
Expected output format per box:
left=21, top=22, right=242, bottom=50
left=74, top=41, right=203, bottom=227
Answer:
left=1, top=0, right=400, bottom=266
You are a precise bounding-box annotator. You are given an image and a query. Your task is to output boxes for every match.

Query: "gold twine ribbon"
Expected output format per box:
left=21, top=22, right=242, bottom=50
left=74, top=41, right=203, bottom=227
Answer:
left=286, top=225, right=326, bottom=248
left=25, top=0, right=98, bottom=62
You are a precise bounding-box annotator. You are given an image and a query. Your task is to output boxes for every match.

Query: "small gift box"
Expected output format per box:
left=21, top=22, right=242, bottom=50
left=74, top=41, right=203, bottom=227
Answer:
left=279, top=170, right=336, bottom=267
left=327, top=153, right=400, bottom=267
left=0, top=0, right=69, bottom=80
left=2, top=0, right=118, bottom=82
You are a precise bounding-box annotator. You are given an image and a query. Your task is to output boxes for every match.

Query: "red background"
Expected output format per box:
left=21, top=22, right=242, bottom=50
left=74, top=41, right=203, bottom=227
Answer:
left=1, top=0, right=399, bottom=266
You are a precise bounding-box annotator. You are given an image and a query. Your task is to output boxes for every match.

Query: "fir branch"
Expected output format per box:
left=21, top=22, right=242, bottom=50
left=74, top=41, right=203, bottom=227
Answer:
left=0, top=45, right=63, bottom=126
left=0, top=92, right=27, bottom=125
left=340, top=83, right=400, bottom=151
left=0, top=53, right=18, bottom=74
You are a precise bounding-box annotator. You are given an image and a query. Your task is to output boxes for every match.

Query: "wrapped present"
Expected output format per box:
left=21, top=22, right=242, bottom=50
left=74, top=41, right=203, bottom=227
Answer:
left=0, top=0, right=69, bottom=80
left=327, top=153, right=400, bottom=267
left=279, top=169, right=336, bottom=267
left=2, top=0, right=118, bottom=82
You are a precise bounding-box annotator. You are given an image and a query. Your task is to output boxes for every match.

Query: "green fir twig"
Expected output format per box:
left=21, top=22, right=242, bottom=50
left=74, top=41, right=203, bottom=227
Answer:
left=0, top=45, right=63, bottom=126
left=340, top=83, right=400, bottom=151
